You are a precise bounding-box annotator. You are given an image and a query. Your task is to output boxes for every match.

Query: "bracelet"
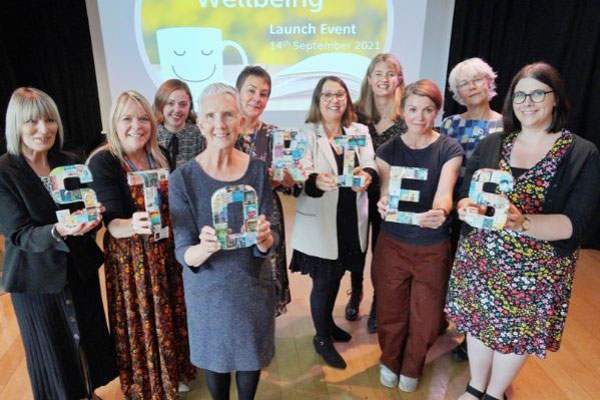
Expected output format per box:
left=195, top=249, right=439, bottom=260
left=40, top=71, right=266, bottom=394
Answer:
left=436, top=208, right=449, bottom=218
left=50, top=224, right=63, bottom=241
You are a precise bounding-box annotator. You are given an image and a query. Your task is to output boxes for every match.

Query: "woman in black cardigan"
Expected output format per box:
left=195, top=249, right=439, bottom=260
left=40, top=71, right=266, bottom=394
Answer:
left=0, top=87, right=117, bottom=399
left=445, top=63, right=600, bottom=400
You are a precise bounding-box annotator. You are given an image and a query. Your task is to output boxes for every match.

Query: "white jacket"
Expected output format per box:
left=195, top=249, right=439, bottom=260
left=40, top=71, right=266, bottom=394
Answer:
left=291, top=122, right=377, bottom=260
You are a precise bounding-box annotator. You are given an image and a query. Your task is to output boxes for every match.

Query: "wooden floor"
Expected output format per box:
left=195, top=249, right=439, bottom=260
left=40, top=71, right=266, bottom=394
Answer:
left=1, top=195, right=599, bottom=399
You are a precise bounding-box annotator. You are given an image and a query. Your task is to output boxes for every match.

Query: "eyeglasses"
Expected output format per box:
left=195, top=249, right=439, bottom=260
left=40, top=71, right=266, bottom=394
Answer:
left=320, top=91, right=346, bottom=102
left=456, top=77, right=486, bottom=90
left=512, top=90, right=553, bottom=104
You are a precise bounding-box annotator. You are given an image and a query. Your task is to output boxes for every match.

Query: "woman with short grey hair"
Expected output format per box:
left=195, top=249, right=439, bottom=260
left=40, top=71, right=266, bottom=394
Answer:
left=169, top=82, right=276, bottom=400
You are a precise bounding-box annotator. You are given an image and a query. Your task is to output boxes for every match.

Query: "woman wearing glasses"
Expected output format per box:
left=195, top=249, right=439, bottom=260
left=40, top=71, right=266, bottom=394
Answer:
left=445, top=62, right=600, bottom=400
left=290, top=76, right=376, bottom=369
left=441, top=57, right=503, bottom=361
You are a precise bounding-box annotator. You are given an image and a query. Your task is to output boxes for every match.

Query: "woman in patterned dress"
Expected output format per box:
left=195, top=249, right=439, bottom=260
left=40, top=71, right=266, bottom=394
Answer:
left=351, top=53, right=406, bottom=332
left=441, top=58, right=504, bottom=361
left=234, top=66, right=292, bottom=316
left=154, top=79, right=205, bottom=168
left=88, top=90, right=196, bottom=399
left=445, top=63, right=600, bottom=400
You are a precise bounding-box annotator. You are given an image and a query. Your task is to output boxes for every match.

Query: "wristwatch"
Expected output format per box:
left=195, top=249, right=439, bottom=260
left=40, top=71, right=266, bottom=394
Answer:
left=521, top=216, right=532, bottom=232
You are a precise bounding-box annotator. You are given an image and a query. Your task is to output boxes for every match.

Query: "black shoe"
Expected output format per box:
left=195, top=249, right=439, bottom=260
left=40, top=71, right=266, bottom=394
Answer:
left=345, top=289, right=363, bottom=321
left=451, top=339, right=469, bottom=362
left=465, top=384, right=485, bottom=399
left=366, top=300, right=377, bottom=333
left=331, top=325, right=352, bottom=342
left=313, top=336, right=347, bottom=369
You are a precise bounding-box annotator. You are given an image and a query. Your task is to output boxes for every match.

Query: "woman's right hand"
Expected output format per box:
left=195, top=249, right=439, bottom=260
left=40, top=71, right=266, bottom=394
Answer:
left=131, top=211, right=153, bottom=235
left=316, top=172, right=338, bottom=192
left=377, top=195, right=389, bottom=219
left=457, top=198, right=486, bottom=221
left=198, top=225, right=221, bottom=255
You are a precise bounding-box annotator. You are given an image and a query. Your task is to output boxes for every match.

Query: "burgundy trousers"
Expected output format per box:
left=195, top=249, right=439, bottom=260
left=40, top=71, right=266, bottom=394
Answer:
left=372, top=232, right=451, bottom=378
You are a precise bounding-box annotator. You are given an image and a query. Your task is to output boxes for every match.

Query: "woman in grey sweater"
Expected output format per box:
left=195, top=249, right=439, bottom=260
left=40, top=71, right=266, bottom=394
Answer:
left=169, top=83, right=276, bottom=400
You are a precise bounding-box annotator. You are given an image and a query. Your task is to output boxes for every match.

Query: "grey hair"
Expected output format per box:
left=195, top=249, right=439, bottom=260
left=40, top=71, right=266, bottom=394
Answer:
left=5, top=87, right=64, bottom=155
left=448, top=57, right=498, bottom=105
left=197, top=83, right=241, bottom=114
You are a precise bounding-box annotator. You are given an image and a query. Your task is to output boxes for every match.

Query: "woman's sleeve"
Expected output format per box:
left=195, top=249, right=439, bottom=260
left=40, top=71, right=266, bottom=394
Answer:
left=0, top=181, right=69, bottom=253
left=88, top=152, right=127, bottom=224
left=458, top=139, right=485, bottom=200
left=555, top=144, right=600, bottom=250
left=255, top=162, right=278, bottom=257
left=169, top=170, right=199, bottom=268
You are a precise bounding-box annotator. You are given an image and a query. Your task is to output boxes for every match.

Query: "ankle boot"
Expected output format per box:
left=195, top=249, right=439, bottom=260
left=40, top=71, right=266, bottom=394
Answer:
left=331, top=324, right=352, bottom=342
left=367, top=296, right=377, bottom=333
left=313, top=336, right=347, bottom=369
left=345, top=288, right=363, bottom=321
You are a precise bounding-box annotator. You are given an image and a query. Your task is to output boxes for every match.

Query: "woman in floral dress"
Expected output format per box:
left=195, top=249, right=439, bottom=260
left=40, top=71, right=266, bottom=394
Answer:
left=235, top=66, right=292, bottom=316
left=445, top=63, right=600, bottom=400
left=88, top=90, right=196, bottom=399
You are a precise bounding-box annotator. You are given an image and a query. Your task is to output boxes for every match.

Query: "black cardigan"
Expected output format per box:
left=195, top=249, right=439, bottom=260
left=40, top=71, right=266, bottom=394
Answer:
left=87, top=148, right=173, bottom=225
left=459, top=131, right=600, bottom=257
left=0, top=151, right=104, bottom=293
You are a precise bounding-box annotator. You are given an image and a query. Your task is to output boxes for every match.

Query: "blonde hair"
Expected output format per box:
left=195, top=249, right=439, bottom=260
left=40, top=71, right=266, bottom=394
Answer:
left=90, top=90, right=169, bottom=169
left=5, top=87, right=64, bottom=156
left=355, top=53, right=404, bottom=124
left=447, top=57, right=498, bottom=105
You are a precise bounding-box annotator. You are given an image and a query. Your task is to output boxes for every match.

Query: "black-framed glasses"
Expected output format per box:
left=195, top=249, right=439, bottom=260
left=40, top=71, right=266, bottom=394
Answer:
left=513, top=90, right=553, bottom=104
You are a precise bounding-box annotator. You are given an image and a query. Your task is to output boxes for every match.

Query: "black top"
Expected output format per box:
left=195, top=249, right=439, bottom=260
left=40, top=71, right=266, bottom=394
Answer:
left=0, top=151, right=103, bottom=293
left=460, top=131, right=600, bottom=256
left=377, top=134, right=464, bottom=245
left=87, top=148, right=172, bottom=225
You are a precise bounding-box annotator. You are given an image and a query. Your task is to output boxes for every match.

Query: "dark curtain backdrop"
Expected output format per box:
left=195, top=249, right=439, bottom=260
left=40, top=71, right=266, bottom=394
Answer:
left=444, top=0, right=600, bottom=249
left=0, top=0, right=104, bottom=157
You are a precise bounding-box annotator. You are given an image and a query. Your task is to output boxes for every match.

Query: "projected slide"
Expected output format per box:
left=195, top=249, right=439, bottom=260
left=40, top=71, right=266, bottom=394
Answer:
left=136, top=0, right=392, bottom=109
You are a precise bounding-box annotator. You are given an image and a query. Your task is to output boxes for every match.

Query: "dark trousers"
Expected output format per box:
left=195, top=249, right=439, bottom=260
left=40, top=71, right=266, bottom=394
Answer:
left=310, top=266, right=345, bottom=337
left=372, top=233, right=451, bottom=377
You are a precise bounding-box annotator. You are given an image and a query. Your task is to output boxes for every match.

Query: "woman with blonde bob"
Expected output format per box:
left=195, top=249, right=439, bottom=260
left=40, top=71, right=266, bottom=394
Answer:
left=88, top=90, right=196, bottom=399
left=0, top=87, right=117, bottom=399
left=349, top=53, right=407, bottom=332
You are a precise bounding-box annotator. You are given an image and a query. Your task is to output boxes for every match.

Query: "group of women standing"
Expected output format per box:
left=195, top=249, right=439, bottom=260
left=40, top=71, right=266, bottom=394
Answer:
left=0, top=52, right=598, bottom=400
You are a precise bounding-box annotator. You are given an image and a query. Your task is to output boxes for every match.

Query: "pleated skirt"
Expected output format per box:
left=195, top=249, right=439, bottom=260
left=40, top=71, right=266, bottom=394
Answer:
left=11, top=273, right=117, bottom=400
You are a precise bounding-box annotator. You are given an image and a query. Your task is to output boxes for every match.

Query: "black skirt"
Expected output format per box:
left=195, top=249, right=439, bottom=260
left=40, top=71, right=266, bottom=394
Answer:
left=11, top=268, right=117, bottom=400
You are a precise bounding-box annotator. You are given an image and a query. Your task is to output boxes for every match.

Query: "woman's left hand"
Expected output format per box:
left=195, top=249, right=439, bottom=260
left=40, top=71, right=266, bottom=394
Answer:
left=56, top=203, right=105, bottom=237
left=504, top=203, right=526, bottom=231
left=256, top=214, right=274, bottom=253
left=418, top=208, right=447, bottom=229
left=351, top=166, right=372, bottom=193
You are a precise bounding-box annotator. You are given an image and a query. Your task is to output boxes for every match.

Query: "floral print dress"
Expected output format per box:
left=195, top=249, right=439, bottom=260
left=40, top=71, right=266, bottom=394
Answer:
left=104, top=163, right=196, bottom=399
left=445, top=130, right=577, bottom=357
left=236, top=121, right=291, bottom=316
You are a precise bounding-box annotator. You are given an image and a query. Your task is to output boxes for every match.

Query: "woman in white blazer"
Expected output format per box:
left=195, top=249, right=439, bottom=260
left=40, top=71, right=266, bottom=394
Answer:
left=290, top=76, right=377, bottom=369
